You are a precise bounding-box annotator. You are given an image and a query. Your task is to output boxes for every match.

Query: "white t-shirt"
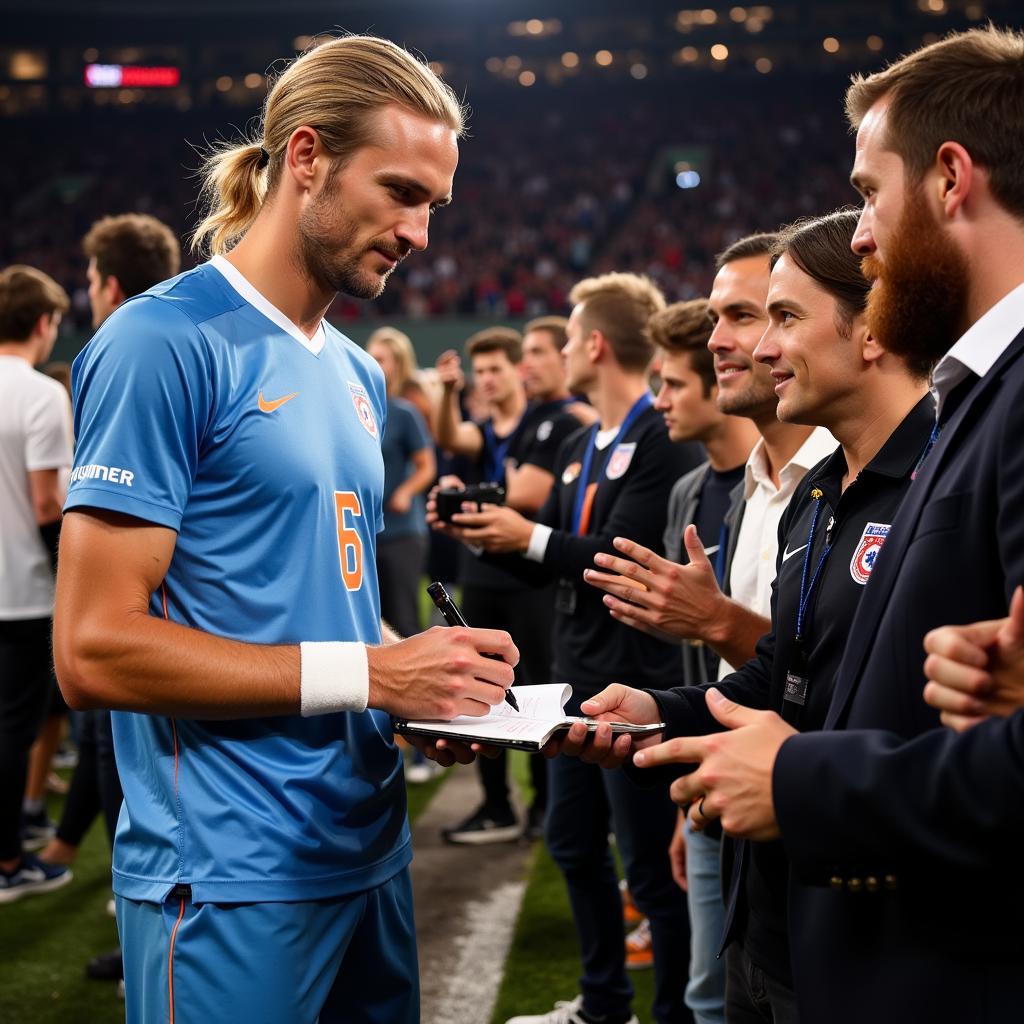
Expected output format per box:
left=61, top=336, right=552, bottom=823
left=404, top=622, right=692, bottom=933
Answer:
left=717, top=426, right=837, bottom=679
left=0, top=355, right=74, bottom=619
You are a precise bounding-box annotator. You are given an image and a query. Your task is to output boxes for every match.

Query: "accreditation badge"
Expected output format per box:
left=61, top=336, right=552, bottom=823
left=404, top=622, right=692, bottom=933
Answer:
left=849, top=522, right=891, bottom=585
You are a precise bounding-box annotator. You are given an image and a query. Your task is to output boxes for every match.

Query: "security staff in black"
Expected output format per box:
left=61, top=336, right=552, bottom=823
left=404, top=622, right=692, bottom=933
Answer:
left=653, top=394, right=935, bottom=1016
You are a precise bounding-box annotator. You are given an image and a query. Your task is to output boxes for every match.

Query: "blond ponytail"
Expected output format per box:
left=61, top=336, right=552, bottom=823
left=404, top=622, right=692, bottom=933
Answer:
left=190, top=34, right=466, bottom=256
left=191, top=142, right=270, bottom=256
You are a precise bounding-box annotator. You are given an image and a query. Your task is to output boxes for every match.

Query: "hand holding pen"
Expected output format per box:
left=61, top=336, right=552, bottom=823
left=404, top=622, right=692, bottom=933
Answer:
left=427, top=581, right=520, bottom=712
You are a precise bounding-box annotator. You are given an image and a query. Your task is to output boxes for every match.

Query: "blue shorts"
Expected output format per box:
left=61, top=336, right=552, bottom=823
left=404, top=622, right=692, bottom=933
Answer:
left=117, top=869, right=418, bottom=1024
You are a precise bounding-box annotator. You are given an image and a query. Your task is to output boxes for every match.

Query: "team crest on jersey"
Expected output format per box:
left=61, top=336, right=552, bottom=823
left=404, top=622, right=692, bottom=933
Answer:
left=348, top=381, right=378, bottom=439
left=562, top=461, right=582, bottom=485
left=605, top=442, right=636, bottom=481
left=850, top=522, right=891, bottom=585
left=537, top=420, right=553, bottom=442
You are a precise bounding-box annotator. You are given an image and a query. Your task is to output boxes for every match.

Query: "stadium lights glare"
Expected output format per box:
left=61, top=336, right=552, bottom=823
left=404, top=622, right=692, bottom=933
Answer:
left=595, top=50, right=614, bottom=66
left=867, top=35, right=884, bottom=51
left=244, top=73, right=263, bottom=89
left=823, top=37, right=840, bottom=53
left=679, top=46, right=699, bottom=63
left=965, top=3, right=983, bottom=17
left=730, top=6, right=747, bottom=21
left=710, top=43, right=729, bottom=60
left=519, top=70, right=536, bottom=86
left=755, top=56, right=773, bottom=72
left=676, top=170, right=701, bottom=189
left=630, top=63, right=648, bottom=79
left=561, top=51, right=580, bottom=68
left=216, top=75, right=233, bottom=92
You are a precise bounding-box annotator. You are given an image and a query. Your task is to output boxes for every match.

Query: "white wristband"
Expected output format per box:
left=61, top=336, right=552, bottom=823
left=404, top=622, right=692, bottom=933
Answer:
left=299, top=641, right=369, bottom=716
left=525, top=523, right=553, bottom=563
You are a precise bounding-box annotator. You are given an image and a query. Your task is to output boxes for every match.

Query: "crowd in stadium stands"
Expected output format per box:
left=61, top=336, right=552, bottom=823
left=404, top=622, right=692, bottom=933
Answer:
left=1, top=80, right=854, bottom=331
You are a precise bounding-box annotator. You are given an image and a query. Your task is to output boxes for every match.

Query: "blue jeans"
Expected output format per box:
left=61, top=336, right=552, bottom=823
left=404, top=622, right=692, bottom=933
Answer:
left=546, top=747, right=693, bottom=1024
left=684, top=816, right=726, bottom=1024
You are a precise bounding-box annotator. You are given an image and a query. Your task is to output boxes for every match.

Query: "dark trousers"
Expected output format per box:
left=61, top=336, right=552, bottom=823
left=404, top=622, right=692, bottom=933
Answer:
left=376, top=533, right=428, bottom=640
left=56, top=709, right=123, bottom=849
left=546, top=729, right=693, bottom=1024
left=0, top=618, right=53, bottom=860
left=463, top=583, right=554, bottom=815
left=725, top=944, right=799, bottom=1024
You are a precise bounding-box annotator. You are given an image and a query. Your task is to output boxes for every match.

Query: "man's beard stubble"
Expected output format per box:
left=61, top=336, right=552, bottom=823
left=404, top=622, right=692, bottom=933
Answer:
left=295, top=176, right=409, bottom=301
left=862, top=187, right=970, bottom=378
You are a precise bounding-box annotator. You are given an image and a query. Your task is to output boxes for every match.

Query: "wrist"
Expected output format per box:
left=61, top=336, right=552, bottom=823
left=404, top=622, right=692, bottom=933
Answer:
left=299, top=641, right=368, bottom=715
left=702, top=592, right=735, bottom=648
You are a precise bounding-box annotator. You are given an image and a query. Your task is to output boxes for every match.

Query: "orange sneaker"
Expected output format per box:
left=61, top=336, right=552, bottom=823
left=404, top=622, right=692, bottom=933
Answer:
left=619, top=878, right=644, bottom=927
left=625, top=918, right=653, bottom=971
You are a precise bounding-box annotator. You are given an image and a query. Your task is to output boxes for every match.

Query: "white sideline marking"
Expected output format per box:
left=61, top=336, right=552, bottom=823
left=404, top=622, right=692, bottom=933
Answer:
left=426, top=880, right=527, bottom=1024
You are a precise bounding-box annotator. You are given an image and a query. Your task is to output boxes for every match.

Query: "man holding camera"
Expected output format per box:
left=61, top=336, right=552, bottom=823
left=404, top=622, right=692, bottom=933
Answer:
left=433, top=327, right=580, bottom=841
left=436, top=273, right=703, bottom=1024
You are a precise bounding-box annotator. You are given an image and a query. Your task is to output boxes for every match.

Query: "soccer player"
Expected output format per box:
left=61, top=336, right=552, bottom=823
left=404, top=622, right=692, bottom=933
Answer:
left=0, top=265, right=74, bottom=903
left=53, top=36, right=517, bottom=1024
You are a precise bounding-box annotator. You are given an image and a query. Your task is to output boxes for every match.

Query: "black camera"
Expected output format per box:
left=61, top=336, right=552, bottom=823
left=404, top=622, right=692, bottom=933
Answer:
left=435, top=482, right=507, bottom=523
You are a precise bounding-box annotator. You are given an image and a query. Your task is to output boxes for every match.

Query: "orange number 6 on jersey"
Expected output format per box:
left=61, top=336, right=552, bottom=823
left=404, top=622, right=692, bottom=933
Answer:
left=334, top=491, right=363, bottom=591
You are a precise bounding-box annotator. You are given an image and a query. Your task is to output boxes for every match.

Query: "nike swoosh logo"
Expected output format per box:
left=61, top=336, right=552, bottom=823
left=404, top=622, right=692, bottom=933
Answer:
left=258, top=390, right=299, bottom=413
left=782, top=543, right=808, bottom=563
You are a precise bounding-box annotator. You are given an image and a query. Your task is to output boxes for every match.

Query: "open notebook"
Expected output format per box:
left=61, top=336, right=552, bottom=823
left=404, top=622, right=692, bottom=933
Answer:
left=393, top=683, right=665, bottom=752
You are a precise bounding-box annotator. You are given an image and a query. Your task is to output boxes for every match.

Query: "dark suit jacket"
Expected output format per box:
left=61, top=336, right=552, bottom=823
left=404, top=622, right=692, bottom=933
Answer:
left=773, top=327, right=1024, bottom=1023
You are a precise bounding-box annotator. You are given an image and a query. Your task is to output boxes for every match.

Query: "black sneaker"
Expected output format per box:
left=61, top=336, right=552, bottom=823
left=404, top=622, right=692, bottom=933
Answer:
left=442, top=805, right=520, bottom=845
left=86, top=948, right=124, bottom=981
left=0, top=853, right=72, bottom=904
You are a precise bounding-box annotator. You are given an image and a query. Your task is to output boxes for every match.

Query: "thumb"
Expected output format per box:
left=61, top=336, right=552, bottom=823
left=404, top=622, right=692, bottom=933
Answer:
left=705, top=687, right=759, bottom=730
left=999, top=586, right=1024, bottom=649
left=581, top=684, right=625, bottom=715
left=683, top=524, right=712, bottom=569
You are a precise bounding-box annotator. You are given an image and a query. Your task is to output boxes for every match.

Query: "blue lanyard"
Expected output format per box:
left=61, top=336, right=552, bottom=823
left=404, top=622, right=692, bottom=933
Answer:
left=714, top=521, right=729, bottom=587
left=482, top=418, right=521, bottom=484
left=795, top=488, right=833, bottom=645
left=570, top=393, right=652, bottom=535
left=911, top=421, right=941, bottom=481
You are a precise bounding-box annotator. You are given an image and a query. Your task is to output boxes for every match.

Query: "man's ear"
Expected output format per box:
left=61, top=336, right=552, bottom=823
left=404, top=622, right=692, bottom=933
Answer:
left=285, top=125, right=326, bottom=193
left=586, top=328, right=606, bottom=364
left=933, top=141, right=974, bottom=221
left=858, top=319, right=885, bottom=366
left=106, top=275, right=126, bottom=308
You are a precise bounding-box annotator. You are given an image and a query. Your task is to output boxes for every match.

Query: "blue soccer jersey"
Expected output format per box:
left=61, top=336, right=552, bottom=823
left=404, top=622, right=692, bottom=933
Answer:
left=66, top=259, right=410, bottom=903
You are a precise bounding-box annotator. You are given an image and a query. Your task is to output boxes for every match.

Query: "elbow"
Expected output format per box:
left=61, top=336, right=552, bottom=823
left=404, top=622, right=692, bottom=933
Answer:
left=52, top=621, right=119, bottom=711
left=54, top=647, right=104, bottom=711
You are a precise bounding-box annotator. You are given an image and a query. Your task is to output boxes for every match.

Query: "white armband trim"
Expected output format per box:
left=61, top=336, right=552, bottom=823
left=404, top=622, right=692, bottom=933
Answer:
left=525, top=523, right=552, bottom=563
left=299, top=641, right=369, bottom=716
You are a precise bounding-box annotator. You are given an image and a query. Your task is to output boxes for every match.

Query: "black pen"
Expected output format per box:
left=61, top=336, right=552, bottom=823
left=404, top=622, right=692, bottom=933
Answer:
left=426, top=581, right=519, bottom=712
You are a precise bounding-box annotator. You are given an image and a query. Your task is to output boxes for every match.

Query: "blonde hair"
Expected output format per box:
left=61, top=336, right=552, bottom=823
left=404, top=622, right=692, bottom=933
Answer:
left=366, top=325, right=420, bottom=393
left=569, top=272, right=666, bottom=372
left=192, top=35, right=467, bottom=255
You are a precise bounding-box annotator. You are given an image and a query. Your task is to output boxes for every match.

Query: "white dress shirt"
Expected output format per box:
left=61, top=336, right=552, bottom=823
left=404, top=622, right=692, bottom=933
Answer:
left=931, top=282, right=1024, bottom=417
left=717, top=426, right=837, bottom=679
